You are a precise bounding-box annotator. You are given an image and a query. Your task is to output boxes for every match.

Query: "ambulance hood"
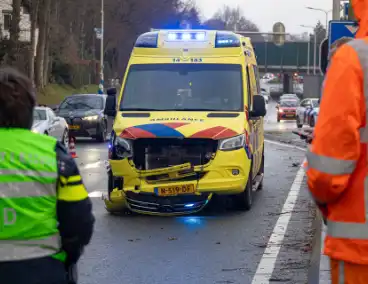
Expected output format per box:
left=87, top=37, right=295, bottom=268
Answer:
left=353, top=0, right=368, bottom=38
left=114, top=111, right=246, bottom=140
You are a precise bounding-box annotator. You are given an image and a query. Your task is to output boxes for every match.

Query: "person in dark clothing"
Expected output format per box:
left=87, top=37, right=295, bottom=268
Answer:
left=0, top=67, right=95, bottom=284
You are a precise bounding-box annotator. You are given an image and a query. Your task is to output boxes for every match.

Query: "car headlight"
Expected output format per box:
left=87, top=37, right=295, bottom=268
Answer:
left=82, top=115, right=99, bottom=121
left=113, top=136, right=133, bottom=159
left=218, top=134, right=245, bottom=151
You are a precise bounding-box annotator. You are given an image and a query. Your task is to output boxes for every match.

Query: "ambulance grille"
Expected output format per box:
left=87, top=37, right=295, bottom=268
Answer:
left=132, top=138, right=218, bottom=170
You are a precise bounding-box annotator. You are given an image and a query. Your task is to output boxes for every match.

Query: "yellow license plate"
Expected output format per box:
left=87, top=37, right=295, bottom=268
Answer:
left=68, top=125, right=80, bottom=130
left=155, top=184, right=196, bottom=196
left=286, top=114, right=295, bottom=117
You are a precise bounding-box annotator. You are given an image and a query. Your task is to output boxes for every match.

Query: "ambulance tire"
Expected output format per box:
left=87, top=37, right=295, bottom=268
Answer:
left=234, top=167, right=253, bottom=211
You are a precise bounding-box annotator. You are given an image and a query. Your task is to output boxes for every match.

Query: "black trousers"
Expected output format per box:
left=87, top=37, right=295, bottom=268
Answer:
left=0, top=256, right=67, bottom=284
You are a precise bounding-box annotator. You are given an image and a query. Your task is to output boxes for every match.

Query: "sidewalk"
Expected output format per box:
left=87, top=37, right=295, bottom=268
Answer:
left=319, top=225, right=331, bottom=283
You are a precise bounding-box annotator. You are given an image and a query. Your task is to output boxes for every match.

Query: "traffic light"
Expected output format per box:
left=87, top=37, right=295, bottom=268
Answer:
left=319, top=38, right=329, bottom=75
left=273, top=22, right=285, bottom=46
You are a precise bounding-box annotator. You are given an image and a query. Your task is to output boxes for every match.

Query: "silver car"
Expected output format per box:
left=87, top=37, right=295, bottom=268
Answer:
left=32, top=106, right=69, bottom=147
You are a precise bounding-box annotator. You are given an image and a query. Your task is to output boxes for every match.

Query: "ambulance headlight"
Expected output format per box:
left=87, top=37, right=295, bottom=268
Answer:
left=218, top=134, right=245, bottom=151
left=113, top=136, right=133, bottom=159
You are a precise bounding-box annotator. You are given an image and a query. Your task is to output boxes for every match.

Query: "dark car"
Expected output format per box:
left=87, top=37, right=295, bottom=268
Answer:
left=55, top=93, right=115, bottom=142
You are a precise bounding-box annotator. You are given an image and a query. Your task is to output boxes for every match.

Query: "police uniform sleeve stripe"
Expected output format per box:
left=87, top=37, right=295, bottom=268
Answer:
left=306, top=150, right=356, bottom=175
left=54, top=143, right=89, bottom=202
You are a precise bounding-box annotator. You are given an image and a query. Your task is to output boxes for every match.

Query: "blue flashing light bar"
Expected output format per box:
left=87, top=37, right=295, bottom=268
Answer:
left=215, top=32, right=241, bottom=48
left=166, top=31, right=206, bottom=41
left=135, top=32, right=158, bottom=48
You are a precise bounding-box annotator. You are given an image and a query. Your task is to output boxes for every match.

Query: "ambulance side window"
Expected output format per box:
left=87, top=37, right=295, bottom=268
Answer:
left=246, top=66, right=252, bottom=110
left=253, top=65, right=261, bottom=95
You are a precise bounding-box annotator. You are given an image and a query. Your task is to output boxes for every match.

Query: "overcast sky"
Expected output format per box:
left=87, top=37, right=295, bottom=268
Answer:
left=194, top=0, right=333, bottom=34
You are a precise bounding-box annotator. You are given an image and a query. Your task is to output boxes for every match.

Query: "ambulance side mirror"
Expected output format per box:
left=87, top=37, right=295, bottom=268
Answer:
left=251, top=95, right=267, bottom=117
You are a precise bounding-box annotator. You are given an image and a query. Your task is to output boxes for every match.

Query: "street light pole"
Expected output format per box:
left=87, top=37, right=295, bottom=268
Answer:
left=301, top=25, right=319, bottom=75
left=306, top=7, right=331, bottom=33
left=99, top=0, right=104, bottom=94
left=307, top=35, right=311, bottom=74
left=313, top=33, right=317, bottom=75
left=332, top=0, right=341, bottom=20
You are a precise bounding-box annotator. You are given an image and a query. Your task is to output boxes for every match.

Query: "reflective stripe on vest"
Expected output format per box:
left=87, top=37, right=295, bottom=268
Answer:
left=307, top=39, right=368, bottom=240
left=0, top=129, right=61, bottom=261
left=0, top=234, right=61, bottom=261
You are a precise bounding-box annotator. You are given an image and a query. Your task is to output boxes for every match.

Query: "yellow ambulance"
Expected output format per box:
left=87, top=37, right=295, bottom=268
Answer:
left=103, top=29, right=266, bottom=215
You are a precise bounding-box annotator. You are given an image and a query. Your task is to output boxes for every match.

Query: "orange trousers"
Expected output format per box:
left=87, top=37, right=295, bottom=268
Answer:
left=331, top=259, right=368, bottom=283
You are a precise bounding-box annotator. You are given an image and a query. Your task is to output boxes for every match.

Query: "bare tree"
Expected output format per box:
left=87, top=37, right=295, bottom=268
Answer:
left=29, top=0, right=39, bottom=82
left=213, top=6, right=259, bottom=32
left=35, top=0, right=51, bottom=88
left=8, top=0, right=21, bottom=65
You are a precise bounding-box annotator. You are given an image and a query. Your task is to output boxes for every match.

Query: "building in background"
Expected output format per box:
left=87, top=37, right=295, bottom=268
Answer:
left=0, top=0, right=37, bottom=43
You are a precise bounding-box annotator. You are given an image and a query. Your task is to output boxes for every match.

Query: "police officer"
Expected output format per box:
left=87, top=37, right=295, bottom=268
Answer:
left=0, top=67, right=95, bottom=284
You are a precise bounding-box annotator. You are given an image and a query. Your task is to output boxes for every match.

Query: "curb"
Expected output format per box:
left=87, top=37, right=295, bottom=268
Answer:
left=307, top=208, right=323, bottom=283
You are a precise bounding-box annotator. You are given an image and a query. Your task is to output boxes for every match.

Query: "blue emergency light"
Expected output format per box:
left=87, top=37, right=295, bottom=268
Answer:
left=215, top=32, right=241, bottom=48
left=167, top=31, right=206, bottom=41
left=134, top=30, right=240, bottom=48
left=135, top=32, right=159, bottom=48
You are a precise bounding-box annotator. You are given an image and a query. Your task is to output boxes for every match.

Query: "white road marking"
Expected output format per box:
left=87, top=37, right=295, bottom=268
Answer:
left=251, top=161, right=306, bottom=283
left=265, top=139, right=306, bottom=152
left=88, top=191, right=105, bottom=198
left=81, top=161, right=104, bottom=170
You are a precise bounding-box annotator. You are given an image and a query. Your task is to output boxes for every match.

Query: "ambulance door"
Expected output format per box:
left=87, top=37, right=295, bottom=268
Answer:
left=246, top=65, right=262, bottom=179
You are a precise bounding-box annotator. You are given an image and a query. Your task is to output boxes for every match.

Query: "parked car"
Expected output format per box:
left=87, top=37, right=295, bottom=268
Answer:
left=276, top=99, right=298, bottom=122
left=32, top=106, right=69, bottom=147
left=54, top=93, right=116, bottom=142
left=261, top=88, right=269, bottom=104
left=296, top=98, right=320, bottom=128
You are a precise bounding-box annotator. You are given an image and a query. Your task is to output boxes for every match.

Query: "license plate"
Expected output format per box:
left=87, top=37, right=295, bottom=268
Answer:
left=155, top=184, right=196, bottom=196
left=286, top=114, right=295, bottom=117
left=68, top=125, right=80, bottom=130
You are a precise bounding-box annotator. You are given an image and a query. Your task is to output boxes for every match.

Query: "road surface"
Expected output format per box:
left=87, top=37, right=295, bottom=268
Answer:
left=264, top=99, right=297, bottom=132
left=73, top=130, right=314, bottom=284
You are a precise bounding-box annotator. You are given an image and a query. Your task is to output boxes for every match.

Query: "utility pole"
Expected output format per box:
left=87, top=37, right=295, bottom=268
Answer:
left=332, top=0, right=341, bottom=20
left=98, top=0, right=104, bottom=94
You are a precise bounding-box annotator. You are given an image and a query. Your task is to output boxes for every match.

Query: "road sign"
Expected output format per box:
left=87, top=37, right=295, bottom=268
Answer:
left=328, top=20, right=358, bottom=50
left=343, top=3, right=349, bottom=18
left=272, top=22, right=285, bottom=46
left=94, top=28, right=103, bottom=40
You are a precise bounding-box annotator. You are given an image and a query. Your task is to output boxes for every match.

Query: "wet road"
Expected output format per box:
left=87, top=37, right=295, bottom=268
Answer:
left=265, top=100, right=297, bottom=133
left=74, top=136, right=313, bottom=284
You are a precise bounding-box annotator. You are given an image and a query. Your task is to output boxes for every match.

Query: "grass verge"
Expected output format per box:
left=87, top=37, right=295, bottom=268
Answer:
left=37, top=84, right=99, bottom=106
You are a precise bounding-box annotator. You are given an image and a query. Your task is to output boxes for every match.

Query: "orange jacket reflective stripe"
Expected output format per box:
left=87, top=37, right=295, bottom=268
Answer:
left=306, top=5, right=368, bottom=262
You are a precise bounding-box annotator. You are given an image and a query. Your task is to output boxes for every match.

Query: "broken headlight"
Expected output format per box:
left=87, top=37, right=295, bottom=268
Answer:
left=113, top=136, right=133, bottom=159
left=218, top=134, right=245, bottom=151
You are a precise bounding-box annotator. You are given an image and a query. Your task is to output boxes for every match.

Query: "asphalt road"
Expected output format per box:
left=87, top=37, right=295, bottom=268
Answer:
left=264, top=99, right=297, bottom=133
left=73, top=134, right=314, bottom=284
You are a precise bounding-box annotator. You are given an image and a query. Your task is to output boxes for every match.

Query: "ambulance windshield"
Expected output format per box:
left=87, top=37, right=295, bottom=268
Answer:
left=120, top=64, right=243, bottom=112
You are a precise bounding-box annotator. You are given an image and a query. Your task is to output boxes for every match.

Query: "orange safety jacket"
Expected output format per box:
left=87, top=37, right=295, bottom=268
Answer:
left=307, top=38, right=368, bottom=264
left=306, top=0, right=368, bottom=264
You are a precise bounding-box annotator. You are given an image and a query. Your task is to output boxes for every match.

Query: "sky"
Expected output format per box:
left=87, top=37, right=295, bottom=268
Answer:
left=194, top=0, right=334, bottom=34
